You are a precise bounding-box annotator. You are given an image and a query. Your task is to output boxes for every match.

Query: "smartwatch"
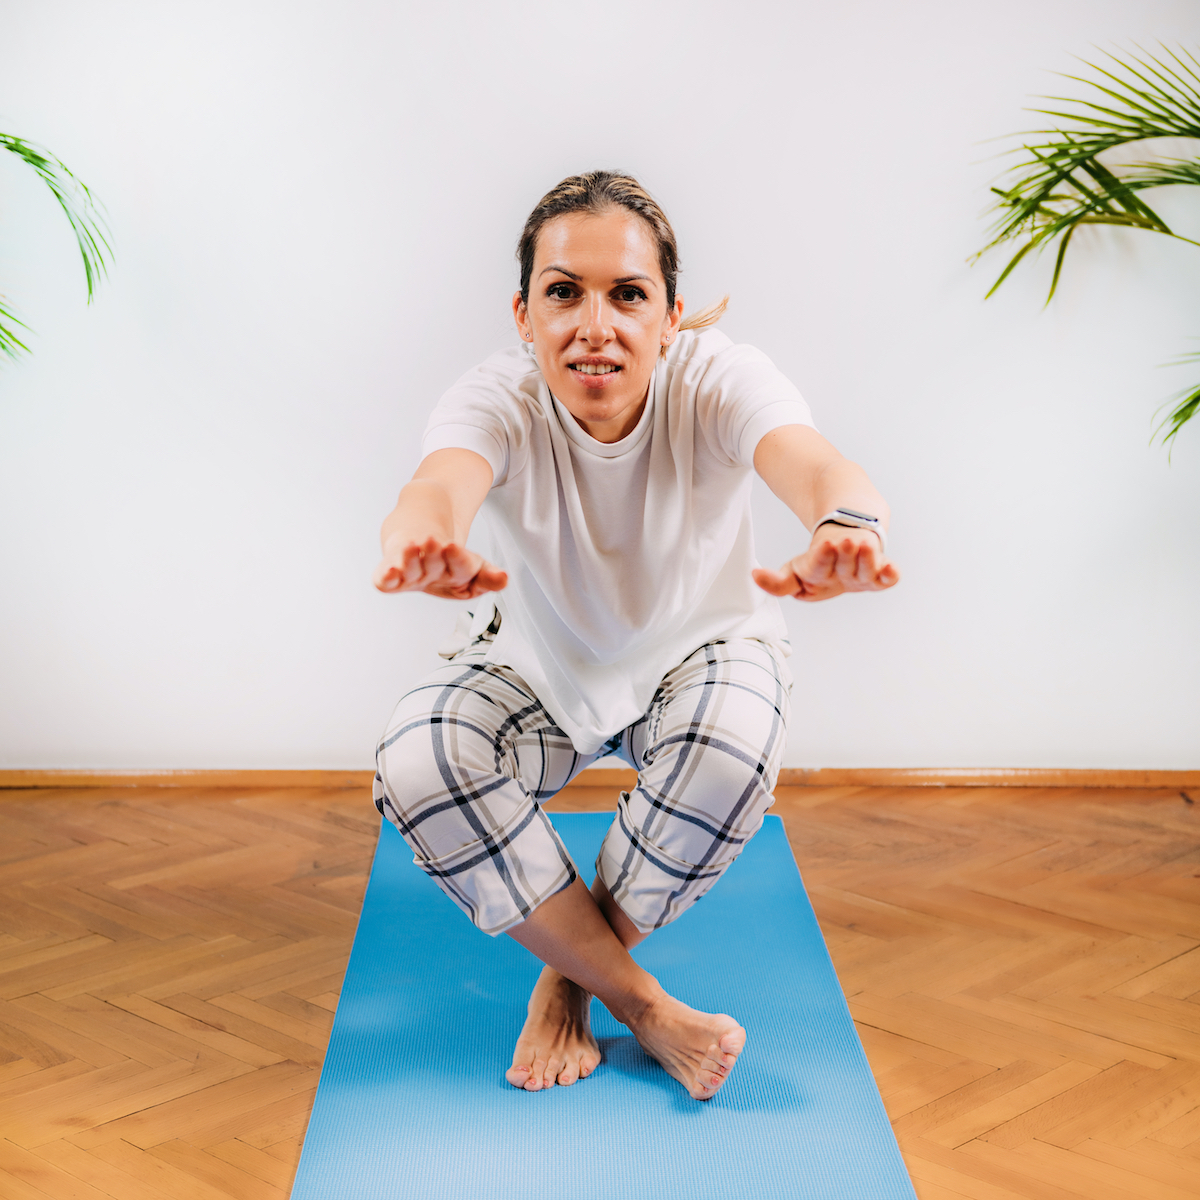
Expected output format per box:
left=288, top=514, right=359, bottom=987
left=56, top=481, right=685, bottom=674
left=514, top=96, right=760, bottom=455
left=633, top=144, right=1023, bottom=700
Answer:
left=812, top=508, right=887, bottom=553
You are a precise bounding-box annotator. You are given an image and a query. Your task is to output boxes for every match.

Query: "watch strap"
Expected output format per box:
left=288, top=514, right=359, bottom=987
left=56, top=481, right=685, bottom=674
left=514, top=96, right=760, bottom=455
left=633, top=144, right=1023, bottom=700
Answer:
left=812, top=508, right=887, bottom=554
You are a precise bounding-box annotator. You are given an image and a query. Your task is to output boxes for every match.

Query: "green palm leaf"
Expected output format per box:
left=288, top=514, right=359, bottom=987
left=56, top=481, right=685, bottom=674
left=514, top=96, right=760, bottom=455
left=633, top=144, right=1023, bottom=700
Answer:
left=975, top=46, right=1200, bottom=445
left=1156, top=350, right=1200, bottom=453
left=0, top=298, right=31, bottom=359
left=1, top=134, right=112, bottom=362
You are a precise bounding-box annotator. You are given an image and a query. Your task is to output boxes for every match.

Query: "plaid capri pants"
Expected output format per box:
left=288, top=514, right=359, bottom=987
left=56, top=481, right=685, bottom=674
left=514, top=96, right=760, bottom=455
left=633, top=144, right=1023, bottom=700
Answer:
left=373, top=631, right=791, bottom=936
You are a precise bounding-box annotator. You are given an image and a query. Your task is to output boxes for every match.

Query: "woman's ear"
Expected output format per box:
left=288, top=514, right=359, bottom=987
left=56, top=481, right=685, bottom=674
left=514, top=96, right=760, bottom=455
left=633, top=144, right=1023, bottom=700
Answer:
left=512, top=292, right=532, bottom=342
left=661, top=296, right=683, bottom=350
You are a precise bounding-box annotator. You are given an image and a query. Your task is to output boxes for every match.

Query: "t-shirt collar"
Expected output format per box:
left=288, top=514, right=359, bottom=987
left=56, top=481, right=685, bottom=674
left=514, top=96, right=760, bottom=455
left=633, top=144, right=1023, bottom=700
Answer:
left=548, top=361, right=659, bottom=458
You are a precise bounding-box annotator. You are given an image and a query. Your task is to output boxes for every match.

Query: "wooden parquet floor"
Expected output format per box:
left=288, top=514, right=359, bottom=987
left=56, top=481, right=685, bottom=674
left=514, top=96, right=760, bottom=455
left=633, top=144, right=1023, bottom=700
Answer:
left=0, top=783, right=1196, bottom=1199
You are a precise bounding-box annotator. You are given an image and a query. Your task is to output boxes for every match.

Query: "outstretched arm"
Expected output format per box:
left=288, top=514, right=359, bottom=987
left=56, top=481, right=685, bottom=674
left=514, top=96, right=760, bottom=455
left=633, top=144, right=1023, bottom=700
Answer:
left=372, top=448, right=508, bottom=600
left=752, top=424, right=900, bottom=603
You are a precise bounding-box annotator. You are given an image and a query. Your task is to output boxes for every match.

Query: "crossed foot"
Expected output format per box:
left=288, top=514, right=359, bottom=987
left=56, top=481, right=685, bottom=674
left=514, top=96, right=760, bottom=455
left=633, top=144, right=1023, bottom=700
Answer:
left=506, top=966, right=745, bottom=1101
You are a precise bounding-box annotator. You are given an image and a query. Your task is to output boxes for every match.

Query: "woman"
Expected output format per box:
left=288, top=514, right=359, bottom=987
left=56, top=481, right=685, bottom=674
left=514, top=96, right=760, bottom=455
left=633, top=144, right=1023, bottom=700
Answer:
left=372, top=171, right=899, bottom=1102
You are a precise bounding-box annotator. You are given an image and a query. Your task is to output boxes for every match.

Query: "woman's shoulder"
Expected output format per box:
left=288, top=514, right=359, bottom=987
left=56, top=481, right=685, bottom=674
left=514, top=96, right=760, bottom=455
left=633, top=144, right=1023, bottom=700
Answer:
left=450, top=343, right=544, bottom=396
left=424, top=345, right=545, bottom=483
left=432, top=344, right=546, bottom=421
left=669, top=325, right=736, bottom=364
left=665, top=325, right=811, bottom=450
left=425, top=342, right=549, bottom=469
left=666, top=326, right=781, bottom=390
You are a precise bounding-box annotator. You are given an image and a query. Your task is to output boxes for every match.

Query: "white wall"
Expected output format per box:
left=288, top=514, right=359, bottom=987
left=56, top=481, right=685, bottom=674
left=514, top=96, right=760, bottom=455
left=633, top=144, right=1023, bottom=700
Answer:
left=1, top=0, right=1197, bottom=770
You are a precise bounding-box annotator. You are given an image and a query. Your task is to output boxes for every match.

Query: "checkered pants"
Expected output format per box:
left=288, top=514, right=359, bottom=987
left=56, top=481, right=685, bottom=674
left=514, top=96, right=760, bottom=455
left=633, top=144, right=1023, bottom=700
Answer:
left=373, top=633, right=791, bottom=936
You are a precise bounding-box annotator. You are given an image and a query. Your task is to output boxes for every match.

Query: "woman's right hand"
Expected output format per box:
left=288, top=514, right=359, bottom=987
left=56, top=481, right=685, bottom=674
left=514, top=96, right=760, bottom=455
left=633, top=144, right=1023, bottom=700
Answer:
left=373, top=536, right=508, bottom=600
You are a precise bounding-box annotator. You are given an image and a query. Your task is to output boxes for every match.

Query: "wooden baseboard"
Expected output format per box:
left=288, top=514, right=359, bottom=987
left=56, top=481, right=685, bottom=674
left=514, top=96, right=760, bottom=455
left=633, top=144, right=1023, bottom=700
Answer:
left=1, top=766, right=1196, bottom=791
left=580, top=767, right=1200, bottom=789
left=0, top=769, right=376, bottom=790
left=783, top=767, right=1200, bottom=789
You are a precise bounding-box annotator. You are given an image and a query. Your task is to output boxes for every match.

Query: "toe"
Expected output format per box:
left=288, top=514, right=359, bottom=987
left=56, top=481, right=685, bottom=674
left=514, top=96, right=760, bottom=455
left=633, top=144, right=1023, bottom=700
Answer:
left=506, top=1064, right=532, bottom=1088
left=578, top=1051, right=600, bottom=1079
left=557, top=1059, right=580, bottom=1086
left=544, top=1055, right=566, bottom=1088
left=718, top=1026, right=746, bottom=1057
left=525, top=1056, right=549, bottom=1091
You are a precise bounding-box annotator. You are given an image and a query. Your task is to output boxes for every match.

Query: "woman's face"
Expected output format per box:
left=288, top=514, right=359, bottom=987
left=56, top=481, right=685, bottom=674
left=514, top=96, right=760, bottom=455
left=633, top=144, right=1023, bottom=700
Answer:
left=513, top=209, right=683, bottom=444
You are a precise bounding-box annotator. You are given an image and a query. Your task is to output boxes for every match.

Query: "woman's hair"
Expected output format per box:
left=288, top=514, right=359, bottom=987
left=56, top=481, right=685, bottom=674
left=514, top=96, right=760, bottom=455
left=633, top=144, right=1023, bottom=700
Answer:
left=517, top=170, right=728, bottom=339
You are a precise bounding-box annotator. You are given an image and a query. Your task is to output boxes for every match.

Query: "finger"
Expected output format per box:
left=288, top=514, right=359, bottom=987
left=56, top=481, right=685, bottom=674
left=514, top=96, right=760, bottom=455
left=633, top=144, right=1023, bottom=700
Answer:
left=840, top=539, right=878, bottom=589
left=472, top=564, right=508, bottom=593
left=400, top=543, right=425, bottom=587
left=832, top=536, right=863, bottom=585
left=849, top=544, right=878, bottom=585
left=752, top=567, right=798, bottom=597
left=424, top=537, right=460, bottom=586
left=791, top=557, right=844, bottom=601
left=442, top=542, right=481, bottom=586
left=854, top=542, right=881, bottom=585
left=807, top=541, right=839, bottom=582
left=791, top=544, right=841, bottom=590
left=373, top=562, right=402, bottom=592
left=876, top=561, right=900, bottom=587
left=436, top=559, right=507, bottom=601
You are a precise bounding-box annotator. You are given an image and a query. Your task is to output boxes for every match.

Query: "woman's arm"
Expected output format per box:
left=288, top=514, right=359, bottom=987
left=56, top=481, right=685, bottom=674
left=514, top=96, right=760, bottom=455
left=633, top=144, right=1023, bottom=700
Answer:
left=752, top=424, right=900, bottom=603
left=372, top=448, right=508, bottom=600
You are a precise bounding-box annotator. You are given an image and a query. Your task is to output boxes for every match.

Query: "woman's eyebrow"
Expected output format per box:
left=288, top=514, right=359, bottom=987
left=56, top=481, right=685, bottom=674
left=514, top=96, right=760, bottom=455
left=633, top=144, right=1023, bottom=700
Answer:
left=536, top=267, right=654, bottom=285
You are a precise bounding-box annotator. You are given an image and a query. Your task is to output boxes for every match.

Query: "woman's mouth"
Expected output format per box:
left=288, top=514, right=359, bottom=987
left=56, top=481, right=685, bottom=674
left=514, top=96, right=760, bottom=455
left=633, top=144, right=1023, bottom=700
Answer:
left=569, top=363, right=621, bottom=375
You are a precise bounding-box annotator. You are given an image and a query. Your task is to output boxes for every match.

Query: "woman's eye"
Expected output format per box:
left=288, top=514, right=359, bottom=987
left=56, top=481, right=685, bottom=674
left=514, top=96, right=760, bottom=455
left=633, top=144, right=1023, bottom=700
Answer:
left=617, top=287, right=646, bottom=303
left=547, top=284, right=574, bottom=300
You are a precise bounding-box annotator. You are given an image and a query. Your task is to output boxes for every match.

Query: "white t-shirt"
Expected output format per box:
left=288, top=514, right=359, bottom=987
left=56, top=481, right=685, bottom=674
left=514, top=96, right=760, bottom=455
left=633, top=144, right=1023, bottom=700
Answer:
left=421, top=326, right=815, bottom=753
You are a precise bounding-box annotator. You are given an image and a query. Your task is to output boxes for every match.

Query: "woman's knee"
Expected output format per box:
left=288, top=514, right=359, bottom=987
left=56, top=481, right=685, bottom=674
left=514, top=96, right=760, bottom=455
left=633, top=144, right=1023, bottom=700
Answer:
left=641, top=640, right=790, bottom=796
left=594, top=763, right=775, bottom=934
left=601, top=643, right=792, bottom=932
left=374, top=724, right=580, bottom=935
left=372, top=671, right=582, bottom=936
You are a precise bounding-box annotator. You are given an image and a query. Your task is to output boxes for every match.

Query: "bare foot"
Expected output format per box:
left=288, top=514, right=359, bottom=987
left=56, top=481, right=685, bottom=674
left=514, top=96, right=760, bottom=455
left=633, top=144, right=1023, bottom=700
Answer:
left=506, top=965, right=602, bottom=1091
left=627, top=992, right=745, bottom=1100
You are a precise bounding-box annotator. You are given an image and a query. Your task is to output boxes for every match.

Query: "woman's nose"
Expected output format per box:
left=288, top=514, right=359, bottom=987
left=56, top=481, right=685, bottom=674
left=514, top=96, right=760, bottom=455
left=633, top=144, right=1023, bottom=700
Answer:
left=578, top=294, right=612, bottom=344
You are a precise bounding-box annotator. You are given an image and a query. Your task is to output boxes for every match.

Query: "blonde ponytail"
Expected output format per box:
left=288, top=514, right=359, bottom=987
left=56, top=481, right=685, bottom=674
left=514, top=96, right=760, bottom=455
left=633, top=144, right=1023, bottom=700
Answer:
left=679, top=295, right=729, bottom=333
left=663, top=295, right=729, bottom=356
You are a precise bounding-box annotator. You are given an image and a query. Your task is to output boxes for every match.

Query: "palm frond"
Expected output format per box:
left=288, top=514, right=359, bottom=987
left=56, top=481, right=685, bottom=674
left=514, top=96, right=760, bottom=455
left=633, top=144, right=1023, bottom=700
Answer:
left=975, top=46, right=1200, bottom=300
left=976, top=47, right=1200, bottom=443
left=0, top=296, right=31, bottom=361
left=1155, top=349, right=1200, bottom=452
left=1125, top=157, right=1200, bottom=187
left=1155, top=381, right=1200, bottom=451
left=1, top=134, right=112, bottom=363
left=2, top=135, right=112, bottom=301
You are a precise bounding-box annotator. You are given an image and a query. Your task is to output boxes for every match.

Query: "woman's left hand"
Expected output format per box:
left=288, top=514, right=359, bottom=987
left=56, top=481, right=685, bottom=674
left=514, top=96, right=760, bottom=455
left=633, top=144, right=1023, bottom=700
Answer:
left=752, top=524, right=900, bottom=603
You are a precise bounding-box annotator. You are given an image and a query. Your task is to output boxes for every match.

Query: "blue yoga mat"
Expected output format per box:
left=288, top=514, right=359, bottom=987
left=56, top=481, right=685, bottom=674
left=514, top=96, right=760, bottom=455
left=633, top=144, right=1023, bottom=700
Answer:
left=291, top=813, right=916, bottom=1200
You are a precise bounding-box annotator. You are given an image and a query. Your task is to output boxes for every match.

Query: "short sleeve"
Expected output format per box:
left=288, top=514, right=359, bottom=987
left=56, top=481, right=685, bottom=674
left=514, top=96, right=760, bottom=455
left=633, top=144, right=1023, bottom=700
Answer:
left=420, top=346, right=540, bottom=487
left=675, top=329, right=816, bottom=467
left=735, top=399, right=816, bottom=466
left=421, top=423, right=507, bottom=483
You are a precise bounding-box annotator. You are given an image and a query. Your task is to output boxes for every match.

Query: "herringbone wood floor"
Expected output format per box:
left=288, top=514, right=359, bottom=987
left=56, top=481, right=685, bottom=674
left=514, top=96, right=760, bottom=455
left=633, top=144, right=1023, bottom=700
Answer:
left=0, top=784, right=1196, bottom=1199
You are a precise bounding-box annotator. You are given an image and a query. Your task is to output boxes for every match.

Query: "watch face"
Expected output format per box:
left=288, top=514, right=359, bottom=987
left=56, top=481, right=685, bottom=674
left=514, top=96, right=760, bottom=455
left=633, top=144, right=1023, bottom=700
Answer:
left=836, top=508, right=878, bottom=524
